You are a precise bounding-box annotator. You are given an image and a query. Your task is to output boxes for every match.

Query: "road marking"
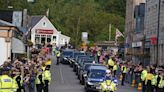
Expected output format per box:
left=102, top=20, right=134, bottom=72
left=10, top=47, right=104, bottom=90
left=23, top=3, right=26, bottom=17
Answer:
left=59, top=64, right=65, bottom=84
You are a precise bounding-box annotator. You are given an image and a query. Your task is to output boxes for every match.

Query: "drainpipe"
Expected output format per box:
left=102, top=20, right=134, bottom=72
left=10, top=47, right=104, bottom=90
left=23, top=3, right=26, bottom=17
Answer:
left=156, top=0, right=161, bottom=65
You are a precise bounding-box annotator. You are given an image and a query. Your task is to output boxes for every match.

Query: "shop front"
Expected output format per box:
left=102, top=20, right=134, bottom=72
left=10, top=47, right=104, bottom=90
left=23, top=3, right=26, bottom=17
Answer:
left=34, top=29, right=57, bottom=45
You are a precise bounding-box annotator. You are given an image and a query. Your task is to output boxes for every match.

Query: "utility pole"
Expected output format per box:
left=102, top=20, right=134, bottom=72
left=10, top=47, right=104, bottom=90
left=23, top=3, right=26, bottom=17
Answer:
left=156, top=0, right=161, bottom=65
left=109, top=24, right=111, bottom=41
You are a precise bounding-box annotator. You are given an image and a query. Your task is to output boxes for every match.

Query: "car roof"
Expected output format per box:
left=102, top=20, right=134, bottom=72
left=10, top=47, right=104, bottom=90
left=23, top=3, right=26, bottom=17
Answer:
left=89, top=65, right=107, bottom=70
left=63, top=49, right=74, bottom=52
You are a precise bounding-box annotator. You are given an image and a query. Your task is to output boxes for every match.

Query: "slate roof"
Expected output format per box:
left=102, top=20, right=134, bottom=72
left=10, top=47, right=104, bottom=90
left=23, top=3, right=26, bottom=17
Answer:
left=28, top=15, right=44, bottom=28
left=17, top=27, right=28, bottom=33
left=0, top=19, right=15, bottom=27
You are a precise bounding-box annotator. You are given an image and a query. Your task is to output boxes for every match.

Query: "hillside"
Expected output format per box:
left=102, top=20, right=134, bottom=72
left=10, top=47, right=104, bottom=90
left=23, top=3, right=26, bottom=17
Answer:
left=0, top=0, right=126, bottom=46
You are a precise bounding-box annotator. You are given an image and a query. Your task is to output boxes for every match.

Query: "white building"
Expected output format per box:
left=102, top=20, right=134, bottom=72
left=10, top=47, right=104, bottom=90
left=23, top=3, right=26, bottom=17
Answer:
left=0, top=19, right=25, bottom=65
left=28, top=16, right=70, bottom=47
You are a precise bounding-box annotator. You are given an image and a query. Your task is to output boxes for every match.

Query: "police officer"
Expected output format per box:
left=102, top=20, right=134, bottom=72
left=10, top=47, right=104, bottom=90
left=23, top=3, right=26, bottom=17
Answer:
left=43, top=65, right=51, bottom=92
left=35, top=68, right=44, bottom=92
left=14, top=72, right=23, bottom=92
left=113, top=62, right=118, bottom=77
left=141, top=67, right=148, bottom=92
left=97, top=50, right=101, bottom=63
left=121, top=63, right=127, bottom=86
left=0, top=69, right=18, bottom=92
left=100, top=70, right=117, bottom=92
left=56, top=50, right=61, bottom=65
left=156, top=70, right=164, bottom=92
left=145, top=69, right=154, bottom=92
left=108, top=57, right=115, bottom=70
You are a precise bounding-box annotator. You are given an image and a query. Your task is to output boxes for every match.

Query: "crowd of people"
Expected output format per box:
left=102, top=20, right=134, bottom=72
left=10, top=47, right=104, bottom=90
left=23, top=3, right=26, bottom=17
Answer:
left=0, top=44, right=163, bottom=92
left=0, top=44, right=53, bottom=92
left=94, top=48, right=164, bottom=92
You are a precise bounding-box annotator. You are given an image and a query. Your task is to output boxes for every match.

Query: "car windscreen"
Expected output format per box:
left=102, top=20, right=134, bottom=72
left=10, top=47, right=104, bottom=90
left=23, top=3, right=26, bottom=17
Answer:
left=63, top=51, right=73, bottom=57
left=83, top=64, right=92, bottom=71
left=89, top=69, right=106, bottom=78
left=81, top=60, right=94, bottom=66
left=74, top=53, right=85, bottom=58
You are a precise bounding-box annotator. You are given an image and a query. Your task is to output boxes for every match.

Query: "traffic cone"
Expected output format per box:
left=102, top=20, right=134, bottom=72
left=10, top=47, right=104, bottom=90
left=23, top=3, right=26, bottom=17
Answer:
left=119, top=74, right=123, bottom=81
left=138, top=83, right=142, bottom=91
left=131, top=80, right=136, bottom=87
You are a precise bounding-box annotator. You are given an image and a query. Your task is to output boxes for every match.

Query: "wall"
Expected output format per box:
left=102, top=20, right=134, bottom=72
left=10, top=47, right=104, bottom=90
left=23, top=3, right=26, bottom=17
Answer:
left=31, top=16, right=60, bottom=46
left=0, top=38, right=11, bottom=65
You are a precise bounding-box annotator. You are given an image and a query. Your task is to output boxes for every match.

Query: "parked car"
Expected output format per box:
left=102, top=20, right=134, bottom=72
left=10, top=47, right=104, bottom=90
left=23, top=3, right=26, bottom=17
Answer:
left=84, top=66, right=107, bottom=92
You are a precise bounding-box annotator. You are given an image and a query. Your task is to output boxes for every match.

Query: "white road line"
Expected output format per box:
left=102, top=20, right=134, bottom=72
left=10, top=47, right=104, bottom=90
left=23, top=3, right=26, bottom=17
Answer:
left=59, top=64, right=65, bottom=84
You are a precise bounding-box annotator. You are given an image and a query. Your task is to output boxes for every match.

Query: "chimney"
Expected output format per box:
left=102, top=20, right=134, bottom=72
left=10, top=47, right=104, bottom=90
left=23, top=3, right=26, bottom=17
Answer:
left=23, top=9, right=28, bottom=27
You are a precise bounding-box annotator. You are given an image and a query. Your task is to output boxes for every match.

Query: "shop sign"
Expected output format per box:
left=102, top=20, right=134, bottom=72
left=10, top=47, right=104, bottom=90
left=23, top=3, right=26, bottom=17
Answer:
left=132, top=42, right=142, bottom=47
left=150, top=37, right=157, bottom=45
left=36, top=29, right=53, bottom=34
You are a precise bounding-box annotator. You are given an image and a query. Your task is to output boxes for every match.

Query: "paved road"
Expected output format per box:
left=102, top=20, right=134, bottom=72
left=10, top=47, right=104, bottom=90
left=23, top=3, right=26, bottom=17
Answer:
left=49, top=57, right=139, bottom=92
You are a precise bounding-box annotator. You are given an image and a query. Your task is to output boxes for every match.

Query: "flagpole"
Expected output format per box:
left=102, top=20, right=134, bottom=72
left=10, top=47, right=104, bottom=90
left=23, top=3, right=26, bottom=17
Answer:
left=109, top=24, right=111, bottom=41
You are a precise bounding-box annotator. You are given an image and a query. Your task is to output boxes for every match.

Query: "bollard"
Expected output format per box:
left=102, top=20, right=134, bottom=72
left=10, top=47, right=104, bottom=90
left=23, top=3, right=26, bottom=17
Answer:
left=138, top=83, right=142, bottom=91
left=131, top=80, right=136, bottom=87
left=119, top=74, right=123, bottom=81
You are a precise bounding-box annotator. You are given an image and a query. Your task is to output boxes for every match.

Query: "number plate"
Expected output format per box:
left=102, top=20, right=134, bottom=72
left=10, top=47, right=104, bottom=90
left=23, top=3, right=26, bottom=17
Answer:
left=96, top=87, right=101, bottom=89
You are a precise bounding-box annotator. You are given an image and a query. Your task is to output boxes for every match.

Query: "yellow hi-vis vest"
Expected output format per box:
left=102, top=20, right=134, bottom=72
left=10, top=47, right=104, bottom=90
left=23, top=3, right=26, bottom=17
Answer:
left=113, top=65, right=118, bottom=71
left=97, top=51, right=101, bottom=56
left=145, top=73, right=154, bottom=85
left=121, top=66, right=127, bottom=73
left=158, top=76, right=164, bottom=88
left=35, top=73, right=43, bottom=84
left=45, top=60, right=52, bottom=66
left=12, top=76, right=18, bottom=92
left=43, top=70, right=51, bottom=84
left=151, top=75, right=158, bottom=86
left=141, top=70, right=148, bottom=81
left=100, top=80, right=117, bottom=92
left=56, top=51, right=61, bottom=57
left=0, top=75, right=17, bottom=92
left=108, top=59, right=114, bottom=67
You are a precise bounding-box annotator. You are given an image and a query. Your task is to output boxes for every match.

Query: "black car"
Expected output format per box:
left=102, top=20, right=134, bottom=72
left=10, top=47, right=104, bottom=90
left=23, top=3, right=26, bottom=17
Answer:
left=79, top=63, right=103, bottom=85
left=69, top=52, right=85, bottom=67
left=61, top=50, right=74, bottom=64
left=77, top=58, right=95, bottom=79
left=75, top=56, right=92, bottom=75
left=85, top=66, right=107, bottom=92
left=73, top=55, right=89, bottom=72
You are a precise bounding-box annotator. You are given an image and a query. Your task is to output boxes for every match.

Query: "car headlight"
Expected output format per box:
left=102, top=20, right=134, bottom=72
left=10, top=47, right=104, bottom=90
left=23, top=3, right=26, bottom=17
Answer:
left=104, top=85, right=112, bottom=90
left=87, top=81, right=93, bottom=85
left=64, top=57, right=67, bottom=60
left=83, top=74, right=87, bottom=77
left=113, top=79, right=118, bottom=85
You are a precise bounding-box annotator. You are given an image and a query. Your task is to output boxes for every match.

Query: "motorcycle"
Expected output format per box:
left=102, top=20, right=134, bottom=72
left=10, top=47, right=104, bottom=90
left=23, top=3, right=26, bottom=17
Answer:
left=100, top=79, right=117, bottom=92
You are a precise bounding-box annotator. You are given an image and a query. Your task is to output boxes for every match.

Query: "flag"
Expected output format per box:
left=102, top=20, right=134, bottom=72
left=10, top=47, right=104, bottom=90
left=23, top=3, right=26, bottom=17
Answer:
left=115, top=29, right=124, bottom=40
left=115, top=29, right=124, bottom=46
left=115, top=29, right=124, bottom=38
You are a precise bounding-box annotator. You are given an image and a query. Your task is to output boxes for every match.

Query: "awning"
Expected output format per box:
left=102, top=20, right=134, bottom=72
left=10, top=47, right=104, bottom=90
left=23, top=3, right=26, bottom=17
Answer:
left=12, top=37, right=25, bottom=54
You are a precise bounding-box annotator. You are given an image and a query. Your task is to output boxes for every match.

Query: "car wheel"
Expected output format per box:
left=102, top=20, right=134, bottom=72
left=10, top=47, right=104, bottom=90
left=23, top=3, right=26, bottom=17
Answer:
left=85, top=87, right=90, bottom=92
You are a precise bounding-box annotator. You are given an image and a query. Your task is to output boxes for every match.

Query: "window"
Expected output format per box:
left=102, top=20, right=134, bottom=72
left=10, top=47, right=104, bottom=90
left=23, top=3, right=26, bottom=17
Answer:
left=43, top=22, right=47, bottom=27
left=35, top=37, right=40, bottom=44
left=47, top=35, right=51, bottom=43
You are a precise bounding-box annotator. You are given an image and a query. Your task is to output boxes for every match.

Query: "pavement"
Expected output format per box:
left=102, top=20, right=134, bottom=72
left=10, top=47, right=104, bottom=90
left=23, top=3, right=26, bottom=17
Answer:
left=49, top=56, right=139, bottom=92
